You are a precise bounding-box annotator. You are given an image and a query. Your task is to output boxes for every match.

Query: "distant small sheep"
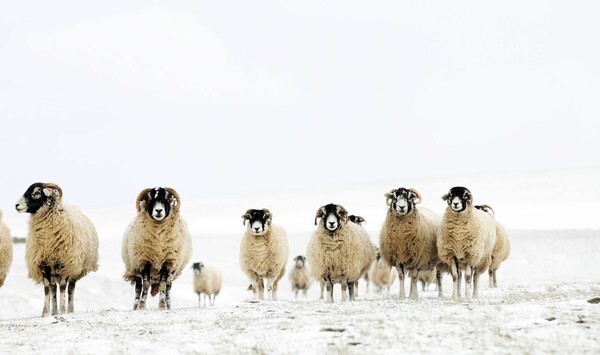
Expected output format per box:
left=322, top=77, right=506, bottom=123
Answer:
left=192, top=262, right=222, bottom=306
left=289, top=255, right=311, bottom=298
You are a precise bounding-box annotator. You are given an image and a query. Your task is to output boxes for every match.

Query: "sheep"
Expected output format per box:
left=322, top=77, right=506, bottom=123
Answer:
left=307, top=203, right=375, bottom=303
left=122, top=187, right=192, bottom=310
left=379, top=187, right=444, bottom=299
left=0, top=210, right=13, bottom=288
left=439, top=187, right=497, bottom=300
left=417, top=269, right=437, bottom=291
left=348, top=214, right=375, bottom=296
left=15, top=183, right=98, bottom=316
left=289, top=255, right=311, bottom=298
left=240, top=208, right=289, bottom=301
left=192, top=262, right=222, bottom=306
left=474, top=204, right=511, bottom=288
left=368, top=250, right=398, bottom=294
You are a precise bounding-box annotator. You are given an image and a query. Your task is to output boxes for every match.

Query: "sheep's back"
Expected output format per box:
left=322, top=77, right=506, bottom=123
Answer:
left=0, top=220, right=13, bottom=285
left=490, top=221, right=510, bottom=270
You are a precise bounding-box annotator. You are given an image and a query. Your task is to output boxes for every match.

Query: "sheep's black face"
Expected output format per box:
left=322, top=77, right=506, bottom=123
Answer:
left=294, top=255, right=306, bottom=268
left=474, top=204, right=494, bottom=217
left=191, top=262, right=204, bottom=274
left=443, top=186, right=472, bottom=212
left=348, top=215, right=366, bottom=225
left=15, top=183, right=61, bottom=214
left=386, top=188, right=417, bottom=216
left=315, top=203, right=348, bottom=233
left=242, top=209, right=272, bottom=236
left=144, top=188, right=174, bottom=221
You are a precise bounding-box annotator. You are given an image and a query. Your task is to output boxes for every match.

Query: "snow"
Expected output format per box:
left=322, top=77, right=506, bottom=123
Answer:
left=1, top=168, right=599, bottom=353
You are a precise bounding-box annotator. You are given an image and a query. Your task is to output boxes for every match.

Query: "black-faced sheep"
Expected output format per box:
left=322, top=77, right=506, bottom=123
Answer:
left=439, top=187, right=496, bottom=300
left=379, top=188, right=443, bottom=299
left=307, top=204, right=375, bottom=303
left=122, top=187, right=192, bottom=310
left=192, top=262, right=222, bottom=306
left=289, top=255, right=311, bottom=298
left=240, top=209, right=288, bottom=301
left=474, top=204, right=511, bottom=288
left=16, top=183, right=98, bottom=316
left=368, top=250, right=398, bottom=294
left=0, top=210, right=13, bottom=288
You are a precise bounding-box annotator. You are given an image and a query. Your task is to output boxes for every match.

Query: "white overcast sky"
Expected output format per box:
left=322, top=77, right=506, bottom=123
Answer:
left=1, top=1, right=599, bottom=208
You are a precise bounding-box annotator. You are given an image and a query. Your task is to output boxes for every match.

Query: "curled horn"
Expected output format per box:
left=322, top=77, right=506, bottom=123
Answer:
left=408, top=188, right=422, bottom=204
left=164, top=187, right=181, bottom=212
left=337, top=205, right=348, bottom=222
left=135, top=188, right=153, bottom=212
left=43, top=183, right=63, bottom=199
left=262, top=208, right=272, bottom=224
left=476, top=204, right=495, bottom=217
left=314, top=206, right=325, bottom=226
left=242, top=209, right=252, bottom=225
left=384, top=189, right=397, bottom=206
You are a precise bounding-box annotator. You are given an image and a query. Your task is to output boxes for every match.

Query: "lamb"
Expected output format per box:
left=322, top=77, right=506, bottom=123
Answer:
left=240, top=208, right=289, bottom=300
left=439, top=187, right=497, bottom=300
left=307, top=203, right=375, bottom=303
left=122, top=187, right=192, bottom=310
left=368, top=250, right=398, bottom=294
left=379, top=187, right=444, bottom=299
left=0, top=210, right=13, bottom=288
left=289, top=255, right=311, bottom=298
left=192, top=262, right=222, bottom=306
left=474, top=204, right=511, bottom=288
left=15, top=183, right=98, bottom=316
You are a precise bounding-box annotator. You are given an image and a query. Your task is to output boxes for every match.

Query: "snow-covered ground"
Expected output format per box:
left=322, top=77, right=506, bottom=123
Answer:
left=1, top=168, right=599, bottom=353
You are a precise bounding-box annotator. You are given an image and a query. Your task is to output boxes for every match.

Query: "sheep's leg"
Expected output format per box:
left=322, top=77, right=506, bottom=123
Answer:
left=450, top=258, right=460, bottom=301
left=319, top=281, right=325, bottom=300
left=397, top=264, right=406, bottom=299
left=265, top=277, right=275, bottom=301
left=257, top=278, right=265, bottom=300
left=133, top=277, right=143, bottom=310
left=409, top=269, right=419, bottom=299
left=488, top=269, right=494, bottom=288
left=158, top=264, right=171, bottom=310
left=465, top=265, right=473, bottom=301
left=349, top=281, right=356, bottom=301
left=42, top=266, right=52, bottom=317
left=59, top=278, right=67, bottom=314
left=421, top=280, right=426, bottom=292
left=50, top=277, right=58, bottom=316
left=493, top=270, right=498, bottom=288
left=436, top=268, right=443, bottom=298
left=165, top=281, right=172, bottom=310
left=302, top=289, right=307, bottom=297
left=341, top=280, right=348, bottom=302
left=326, top=280, right=334, bottom=303
left=354, top=281, right=359, bottom=298
left=272, top=267, right=285, bottom=301
left=294, top=289, right=299, bottom=299
left=67, top=280, right=76, bottom=313
left=138, top=264, right=151, bottom=310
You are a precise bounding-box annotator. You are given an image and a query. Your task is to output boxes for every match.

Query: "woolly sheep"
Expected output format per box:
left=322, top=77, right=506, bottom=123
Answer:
left=368, top=251, right=398, bottom=294
left=349, top=214, right=374, bottom=296
left=240, top=208, right=289, bottom=301
left=0, top=210, right=13, bottom=288
left=417, top=269, right=437, bottom=291
left=289, top=255, right=311, bottom=298
left=379, top=188, right=444, bottom=299
left=307, top=203, right=375, bottom=303
left=122, top=187, right=192, bottom=310
left=16, top=183, right=98, bottom=316
left=192, top=262, right=222, bottom=306
left=474, top=204, right=511, bottom=288
left=439, top=187, right=497, bottom=300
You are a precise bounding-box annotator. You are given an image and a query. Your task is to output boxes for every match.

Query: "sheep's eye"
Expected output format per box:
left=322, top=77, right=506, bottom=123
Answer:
left=32, top=192, right=41, bottom=199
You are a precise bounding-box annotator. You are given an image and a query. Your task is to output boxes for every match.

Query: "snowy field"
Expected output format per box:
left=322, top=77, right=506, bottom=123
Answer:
left=1, top=168, right=599, bottom=353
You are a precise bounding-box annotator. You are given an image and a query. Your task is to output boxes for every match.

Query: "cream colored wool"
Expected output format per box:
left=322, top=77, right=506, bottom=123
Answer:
left=0, top=210, right=13, bottom=287
left=26, top=204, right=98, bottom=284
left=289, top=265, right=311, bottom=295
left=239, top=224, right=288, bottom=298
left=122, top=209, right=192, bottom=285
left=307, top=220, right=375, bottom=290
left=193, top=265, right=222, bottom=304
left=439, top=204, right=496, bottom=299
left=489, top=220, right=511, bottom=287
left=368, top=259, right=397, bottom=293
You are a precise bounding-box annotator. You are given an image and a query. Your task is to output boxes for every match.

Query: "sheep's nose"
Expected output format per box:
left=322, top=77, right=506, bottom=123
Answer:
left=155, top=208, right=163, bottom=213
left=328, top=222, right=335, bottom=226
left=453, top=203, right=459, bottom=207
left=254, top=227, right=260, bottom=232
left=398, top=206, right=405, bottom=211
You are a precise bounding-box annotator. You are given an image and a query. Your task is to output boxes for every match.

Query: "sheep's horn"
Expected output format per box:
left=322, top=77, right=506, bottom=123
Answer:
left=43, top=183, right=63, bottom=199
left=135, top=188, right=153, bottom=212
left=164, top=187, right=181, bottom=212
left=408, top=188, right=422, bottom=204
left=478, top=204, right=495, bottom=217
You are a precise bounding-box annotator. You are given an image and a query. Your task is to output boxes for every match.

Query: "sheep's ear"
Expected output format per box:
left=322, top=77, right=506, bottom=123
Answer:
left=314, top=206, right=325, bottom=225
left=441, top=193, right=449, bottom=202
left=42, top=183, right=63, bottom=200
left=408, top=188, right=422, bottom=204
left=385, top=189, right=396, bottom=206
left=242, top=209, right=252, bottom=225
left=338, top=205, right=348, bottom=222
